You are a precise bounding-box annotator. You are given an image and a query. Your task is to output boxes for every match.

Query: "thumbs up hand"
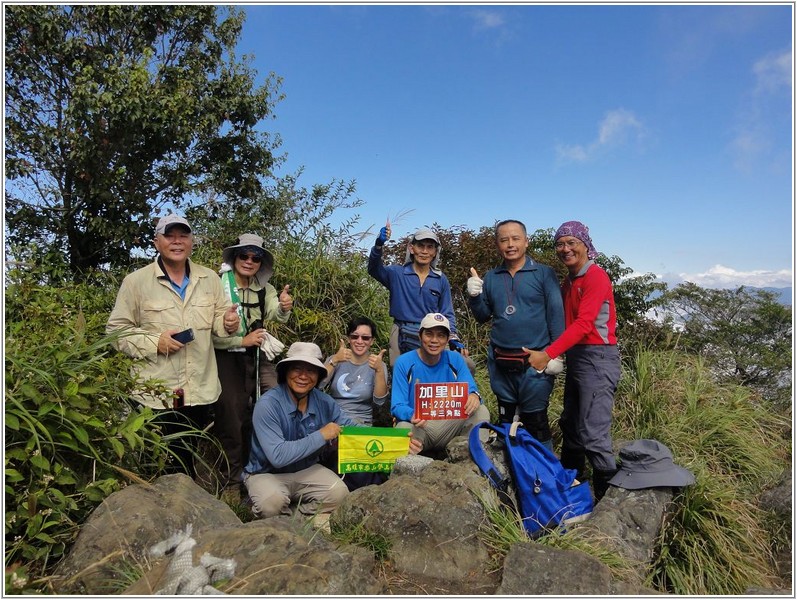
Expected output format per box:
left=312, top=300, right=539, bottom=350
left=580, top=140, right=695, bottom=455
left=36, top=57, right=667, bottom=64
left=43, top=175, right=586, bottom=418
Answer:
left=224, top=304, right=241, bottom=334
left=331, top=338, right=351, bottom=367
left=279, top=285, right=293, bottom=313
left=368, top=348, right=386, bottom=371
left=467, top=267, right=483, bottom=297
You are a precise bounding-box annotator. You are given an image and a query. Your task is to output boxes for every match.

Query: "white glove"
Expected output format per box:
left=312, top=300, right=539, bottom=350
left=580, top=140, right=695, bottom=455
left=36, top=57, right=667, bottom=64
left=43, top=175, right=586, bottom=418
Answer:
left=260, top=332, right=285, bottom=361
left=544, top=356, right=564, bottom=376
left=467, top=268, right=483, bottom=297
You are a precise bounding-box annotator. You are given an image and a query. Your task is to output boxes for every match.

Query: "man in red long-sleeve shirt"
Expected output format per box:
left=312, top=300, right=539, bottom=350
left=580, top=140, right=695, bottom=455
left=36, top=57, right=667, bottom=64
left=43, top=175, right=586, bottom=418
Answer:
left=528, top=221, right=620, bottom=501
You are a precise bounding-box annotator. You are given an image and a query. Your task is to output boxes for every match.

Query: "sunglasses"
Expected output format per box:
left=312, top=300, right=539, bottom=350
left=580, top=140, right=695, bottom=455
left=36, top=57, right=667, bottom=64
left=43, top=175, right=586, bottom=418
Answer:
left=348, top=334, right=373, bottom=341
left=238, top=253, right=263, bottom=263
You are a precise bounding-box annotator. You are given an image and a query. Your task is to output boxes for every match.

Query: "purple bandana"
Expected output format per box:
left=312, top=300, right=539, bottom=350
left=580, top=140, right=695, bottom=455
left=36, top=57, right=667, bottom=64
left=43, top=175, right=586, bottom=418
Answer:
left=554, top=221, right=599, bottom=259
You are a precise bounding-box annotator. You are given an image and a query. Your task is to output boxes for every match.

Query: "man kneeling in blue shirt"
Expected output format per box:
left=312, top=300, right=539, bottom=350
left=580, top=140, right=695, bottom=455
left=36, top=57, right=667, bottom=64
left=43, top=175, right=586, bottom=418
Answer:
left=392, top=313, right=490, bottom=452
left=244, top=341, right=419, bottom=519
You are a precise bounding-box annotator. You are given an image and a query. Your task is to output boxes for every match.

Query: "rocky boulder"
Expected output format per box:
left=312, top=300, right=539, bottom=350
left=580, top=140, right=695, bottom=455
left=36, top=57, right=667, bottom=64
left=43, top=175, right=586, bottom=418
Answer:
left=334, top=459, right=501, bottom=594
left=53, top=473, right=241, bottom=594
left=51, top=434, right=788, bottom=595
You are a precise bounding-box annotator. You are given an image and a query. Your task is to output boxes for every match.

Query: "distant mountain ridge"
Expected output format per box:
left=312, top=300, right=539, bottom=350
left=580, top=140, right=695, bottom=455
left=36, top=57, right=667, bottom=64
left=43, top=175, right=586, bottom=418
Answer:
left=755, top=287, right=792, bottom=306
left=647, top=286, right=792, bottom=306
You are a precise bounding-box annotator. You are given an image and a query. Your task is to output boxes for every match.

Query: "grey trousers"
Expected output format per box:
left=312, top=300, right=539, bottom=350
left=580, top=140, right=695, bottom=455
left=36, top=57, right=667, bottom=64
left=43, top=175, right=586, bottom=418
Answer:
left=244, top=463, right=349, bottom=519
left=559, top=345, right=620, bottom=472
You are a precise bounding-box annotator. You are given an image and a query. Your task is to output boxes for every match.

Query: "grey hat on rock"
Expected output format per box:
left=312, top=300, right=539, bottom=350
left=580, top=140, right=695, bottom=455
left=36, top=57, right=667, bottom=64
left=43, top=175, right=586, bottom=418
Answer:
left=222, top=233, right=274, bottom=283
left=609, top=439, right=695, bottom=490
left=155, top=214, right=192, bottom=236
left=276, top=342, right=327, bottom=385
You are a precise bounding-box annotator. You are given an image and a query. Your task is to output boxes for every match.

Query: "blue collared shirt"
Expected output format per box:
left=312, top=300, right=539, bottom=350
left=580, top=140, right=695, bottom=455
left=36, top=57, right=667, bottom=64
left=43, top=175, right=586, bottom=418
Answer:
left=367, top=244, right=458, bottom=333
left=467, top=256, right=565, bottom=350
left=245, top=384, right=358, bottom=476
left=390, top=349, right=479, bottom=423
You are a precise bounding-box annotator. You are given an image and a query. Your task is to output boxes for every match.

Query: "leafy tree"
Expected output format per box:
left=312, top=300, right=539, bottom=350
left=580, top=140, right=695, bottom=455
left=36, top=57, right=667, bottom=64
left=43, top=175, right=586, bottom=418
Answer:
left=594, top=254, right=667, bottom=342
left=5, top=5, right=282, bottom=277
left=661, top=283, right=792, bottom=408
left=188, top=171, right=390, bottom=359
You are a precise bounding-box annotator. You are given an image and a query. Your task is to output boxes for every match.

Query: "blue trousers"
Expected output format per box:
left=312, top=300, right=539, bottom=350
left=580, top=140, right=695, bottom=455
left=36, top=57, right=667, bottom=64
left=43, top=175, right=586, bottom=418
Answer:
left=487, top=346, right=555, bottom=414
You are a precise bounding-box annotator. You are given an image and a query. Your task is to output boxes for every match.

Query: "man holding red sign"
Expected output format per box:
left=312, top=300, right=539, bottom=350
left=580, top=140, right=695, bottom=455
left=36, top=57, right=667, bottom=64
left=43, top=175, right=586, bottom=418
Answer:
left=391, top=313, right=490, bottom=452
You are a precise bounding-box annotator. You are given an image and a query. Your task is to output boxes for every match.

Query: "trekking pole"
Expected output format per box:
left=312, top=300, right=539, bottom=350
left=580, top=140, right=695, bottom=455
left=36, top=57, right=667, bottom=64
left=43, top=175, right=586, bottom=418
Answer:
left=254, top=347, right=260, bottom=401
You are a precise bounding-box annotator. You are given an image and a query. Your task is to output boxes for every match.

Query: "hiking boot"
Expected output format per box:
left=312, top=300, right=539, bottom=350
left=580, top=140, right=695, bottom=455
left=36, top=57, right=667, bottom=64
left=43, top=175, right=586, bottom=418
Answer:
left=559, top=448, right=586, bottom=481
left=592, top=468, right=619, bottom=502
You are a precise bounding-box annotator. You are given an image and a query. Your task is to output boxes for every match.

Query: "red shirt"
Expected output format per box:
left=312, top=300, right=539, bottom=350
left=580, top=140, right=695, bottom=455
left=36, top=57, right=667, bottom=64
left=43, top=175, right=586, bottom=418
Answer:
left=546, top=262, right=617, bottom=359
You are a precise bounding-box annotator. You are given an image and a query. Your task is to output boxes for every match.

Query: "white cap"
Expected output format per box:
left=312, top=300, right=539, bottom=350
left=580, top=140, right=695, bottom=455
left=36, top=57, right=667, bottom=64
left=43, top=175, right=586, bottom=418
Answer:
left=155, top=214, right=192, bottom=236
left=419, top=312, right=451, bottom=333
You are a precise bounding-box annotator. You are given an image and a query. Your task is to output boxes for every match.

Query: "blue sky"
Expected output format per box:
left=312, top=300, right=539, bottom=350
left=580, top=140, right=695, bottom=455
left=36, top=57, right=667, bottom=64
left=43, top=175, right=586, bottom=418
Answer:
left=237, top=3, right=793, bottom=290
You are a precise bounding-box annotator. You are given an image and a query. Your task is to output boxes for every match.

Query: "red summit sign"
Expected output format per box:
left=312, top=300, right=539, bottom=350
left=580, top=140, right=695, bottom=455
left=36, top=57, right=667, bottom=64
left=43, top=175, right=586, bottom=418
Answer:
left=414, top=382, right=469, bottom=420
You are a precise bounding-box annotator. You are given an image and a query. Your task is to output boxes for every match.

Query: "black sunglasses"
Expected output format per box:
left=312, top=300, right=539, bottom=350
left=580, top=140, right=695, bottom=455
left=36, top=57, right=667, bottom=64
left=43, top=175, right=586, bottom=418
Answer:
left=238, top=253, right=263, bottom=263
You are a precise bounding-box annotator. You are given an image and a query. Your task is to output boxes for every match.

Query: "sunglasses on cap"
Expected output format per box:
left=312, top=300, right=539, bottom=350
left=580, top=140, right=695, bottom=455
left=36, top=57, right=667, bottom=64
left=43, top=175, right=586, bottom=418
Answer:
left=237, top=253, right=263, bottom=263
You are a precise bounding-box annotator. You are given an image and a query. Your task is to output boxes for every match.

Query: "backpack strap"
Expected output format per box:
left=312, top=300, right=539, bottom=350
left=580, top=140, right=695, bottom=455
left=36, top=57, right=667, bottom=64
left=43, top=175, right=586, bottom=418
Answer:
left=469, top=421, right=508, bottom=490
left=445, top=352, right=458, bottom=380
left=509, top=420, right=521, bottom=439
left=257, top=287, right=266, bottom=316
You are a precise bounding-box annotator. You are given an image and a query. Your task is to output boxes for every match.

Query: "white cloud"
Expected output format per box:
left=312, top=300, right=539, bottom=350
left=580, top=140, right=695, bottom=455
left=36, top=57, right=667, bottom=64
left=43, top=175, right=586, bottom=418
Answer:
left=753, top=50, right=792, bottom=94
left=468, top=9, right=505, bottom=31
left=730, top=49, right=791, bottom=171
left=654, top=264, right=793, bottom=289
left=598, top=109, right=643, bottom=145
left=556, top=108, right=645, bottom=163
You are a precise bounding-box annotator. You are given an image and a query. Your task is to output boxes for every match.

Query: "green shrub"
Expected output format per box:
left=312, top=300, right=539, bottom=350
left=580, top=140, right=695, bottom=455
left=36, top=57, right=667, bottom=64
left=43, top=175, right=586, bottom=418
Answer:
left=4, top=267, right=172, bottom=590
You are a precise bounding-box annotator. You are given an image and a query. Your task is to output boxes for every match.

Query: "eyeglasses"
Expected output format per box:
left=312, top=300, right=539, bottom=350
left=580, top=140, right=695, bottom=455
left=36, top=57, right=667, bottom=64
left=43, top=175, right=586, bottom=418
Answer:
left=238, top=253, right=263, bottom=263
left=554, top=240, right=581, bottom=250
left=348, top=334, right=373, bottom=341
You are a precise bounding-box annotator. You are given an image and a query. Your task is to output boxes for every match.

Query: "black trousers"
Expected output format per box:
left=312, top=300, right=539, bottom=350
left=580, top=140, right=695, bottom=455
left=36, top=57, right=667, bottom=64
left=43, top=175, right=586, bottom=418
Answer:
left=214, top=350, right=258, bottom=485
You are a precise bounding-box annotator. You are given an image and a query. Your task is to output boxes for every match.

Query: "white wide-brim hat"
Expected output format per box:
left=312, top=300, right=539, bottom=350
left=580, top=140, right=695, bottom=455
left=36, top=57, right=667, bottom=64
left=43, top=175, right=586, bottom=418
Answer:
left=221, top=233, right=274, bottom=282
left=276, top=342, right=328, bottom=385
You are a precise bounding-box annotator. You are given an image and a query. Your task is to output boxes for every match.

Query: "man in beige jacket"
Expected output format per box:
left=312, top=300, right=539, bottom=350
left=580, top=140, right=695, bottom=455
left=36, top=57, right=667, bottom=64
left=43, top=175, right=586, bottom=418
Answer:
left=107, top=214, right=240, bottom=477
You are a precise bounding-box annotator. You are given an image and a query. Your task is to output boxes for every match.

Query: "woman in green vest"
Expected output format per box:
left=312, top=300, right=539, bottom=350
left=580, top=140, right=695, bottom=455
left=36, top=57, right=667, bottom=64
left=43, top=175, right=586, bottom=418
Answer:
left=213, top=233, right=293, bottom=491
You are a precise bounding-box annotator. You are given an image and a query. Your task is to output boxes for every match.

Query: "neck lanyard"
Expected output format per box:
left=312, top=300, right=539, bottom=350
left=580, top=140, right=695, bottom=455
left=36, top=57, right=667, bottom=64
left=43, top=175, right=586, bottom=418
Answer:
left=501, top=270, right=522, bottom=316
left=221, top=270, right=246, bottom=336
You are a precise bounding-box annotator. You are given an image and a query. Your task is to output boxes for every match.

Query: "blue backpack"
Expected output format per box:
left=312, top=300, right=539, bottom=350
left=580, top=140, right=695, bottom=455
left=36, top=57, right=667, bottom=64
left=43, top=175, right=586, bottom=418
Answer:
left=469, top=420, right=593, bottom=536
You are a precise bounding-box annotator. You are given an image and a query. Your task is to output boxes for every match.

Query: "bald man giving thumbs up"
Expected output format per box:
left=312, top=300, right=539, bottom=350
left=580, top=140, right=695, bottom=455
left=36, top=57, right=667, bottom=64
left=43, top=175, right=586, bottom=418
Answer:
left=466, top=219, right=565, bottom=452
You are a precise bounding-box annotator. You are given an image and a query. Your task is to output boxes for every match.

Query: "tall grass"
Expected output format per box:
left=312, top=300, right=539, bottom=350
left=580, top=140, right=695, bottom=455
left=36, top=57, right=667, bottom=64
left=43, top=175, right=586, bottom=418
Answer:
left=613, top=346, right=788, bottom=594
left=3, top=267, right=206, bottom=592
left=474, top=346, right=787, bottom=594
